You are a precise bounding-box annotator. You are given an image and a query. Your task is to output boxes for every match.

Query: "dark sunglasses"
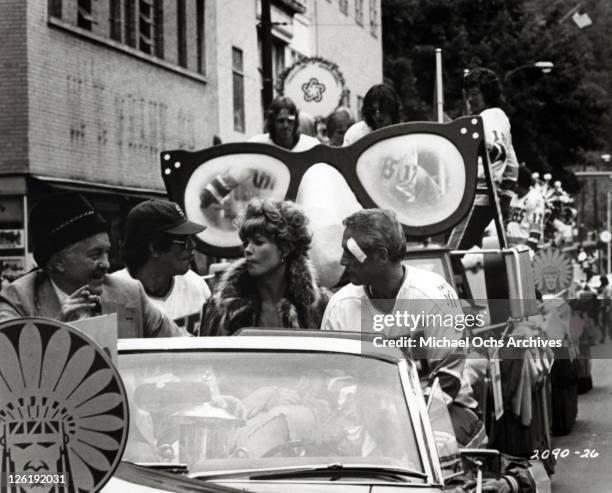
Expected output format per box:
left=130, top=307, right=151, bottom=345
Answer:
left=169, top=235, right=196, bottom=249
left=161, top=117, right=485, bottom=257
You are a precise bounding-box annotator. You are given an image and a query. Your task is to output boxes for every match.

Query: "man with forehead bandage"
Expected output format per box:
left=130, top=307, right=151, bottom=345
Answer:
left=346, top=237, right=368, bottom=263
left=321, top=209, right=484, bottom=447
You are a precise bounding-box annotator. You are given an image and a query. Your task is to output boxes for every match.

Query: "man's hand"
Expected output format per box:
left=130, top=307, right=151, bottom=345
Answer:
left=56, top=284, right=101, bottom=322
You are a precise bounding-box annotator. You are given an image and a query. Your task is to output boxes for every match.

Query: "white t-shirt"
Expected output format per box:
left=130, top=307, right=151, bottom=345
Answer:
left=112, top=269, right=210, bottom=335
left=342, top=121, right=372, bottom=146
left=322, top=266, right=463, bottom=340
left=321, top=265, right=467, bottom=403
left=479, top=107, right=519, bottom=185
left=248, top=133, right=320, bottom=151
left=506, top=188, right=545, bottom=245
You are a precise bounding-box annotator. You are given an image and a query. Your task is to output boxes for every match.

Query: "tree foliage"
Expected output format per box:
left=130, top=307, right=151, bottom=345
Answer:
left=382, top=0, right=612, bottom=191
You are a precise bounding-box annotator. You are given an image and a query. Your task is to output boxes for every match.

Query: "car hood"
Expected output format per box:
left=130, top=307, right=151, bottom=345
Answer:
left=101, top=462, right=249, bottom=492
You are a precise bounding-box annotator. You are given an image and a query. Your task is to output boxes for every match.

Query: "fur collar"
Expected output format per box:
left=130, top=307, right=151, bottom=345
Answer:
left=214, top=256, right=322, bottom=307
left=207, top=255, right=328, bottom=334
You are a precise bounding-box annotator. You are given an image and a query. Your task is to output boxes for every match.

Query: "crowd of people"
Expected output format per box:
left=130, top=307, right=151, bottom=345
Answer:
left=0, top=72, right=562, bottom=493
left=0, top=187, right=486, bottom=439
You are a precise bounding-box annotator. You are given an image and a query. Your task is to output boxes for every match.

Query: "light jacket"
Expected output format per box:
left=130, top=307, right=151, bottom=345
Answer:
left=0, top=269, right=185, bottom=338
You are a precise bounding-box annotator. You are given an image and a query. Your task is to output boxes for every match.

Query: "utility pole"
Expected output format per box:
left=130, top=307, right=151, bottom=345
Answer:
left=606, top=192, right=612, bottom=274
left=261, top=0, right=273, bottom=112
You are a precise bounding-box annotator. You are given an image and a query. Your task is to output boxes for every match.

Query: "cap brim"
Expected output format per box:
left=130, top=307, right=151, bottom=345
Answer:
left=165, top=220, right=206, bottom=235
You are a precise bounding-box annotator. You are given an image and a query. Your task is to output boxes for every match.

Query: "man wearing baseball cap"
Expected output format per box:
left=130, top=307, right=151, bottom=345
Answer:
left=0, top=193, right=186, bottom=338
left=111, top=199, right=211, bottom=335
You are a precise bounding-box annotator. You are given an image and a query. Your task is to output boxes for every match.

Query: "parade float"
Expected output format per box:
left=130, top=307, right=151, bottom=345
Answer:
left=0, top=116, right=559, bottom=491
left=160, top=115, right=552, bottom=490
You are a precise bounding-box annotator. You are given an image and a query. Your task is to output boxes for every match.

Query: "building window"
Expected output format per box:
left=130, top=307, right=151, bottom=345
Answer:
left=116, top=0, right=164, bottom=57
left=49, top=0, right=62, bottom=18
left=339, top=0, right=348, bottom=15
left=138, top=0, right=163, bottom=57
left=123, top=0, right=136, bottom=47
left=369, top=0, right=378, bottom=36
left=77, top=0, right=93, bottom=30
left=177, top=0, right=187, bottom=67
left=153, top=0, right=164, bottom=58
left=196, top=0, right=205, bottom=74
left=52, top=1, right=211, bottom=75
left=109, top=0, right=122, bottom=41
left=272, top=41, right=286, bottom=79
left=232, top=47, right=245, bottom=133
left=355, top=0, right=363, bottom=25
left=139, top=0, right=154, bottom=54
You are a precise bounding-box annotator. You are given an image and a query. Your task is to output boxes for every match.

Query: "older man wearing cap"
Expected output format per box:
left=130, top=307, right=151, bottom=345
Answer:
left=111, top=199, right=211, bottom=335
left=0, top=193, right=186, bottom=338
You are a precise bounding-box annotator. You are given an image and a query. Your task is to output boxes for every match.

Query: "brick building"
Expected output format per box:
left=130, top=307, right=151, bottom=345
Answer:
left=0, top=0, right=381, bottom=275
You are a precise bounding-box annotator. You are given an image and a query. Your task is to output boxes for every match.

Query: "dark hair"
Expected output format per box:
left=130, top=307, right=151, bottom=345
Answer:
left=463, top=68, right=504, bottom=108
left=343, top=209, right=405, bottom=262
left=266, top=96, right=300, bottom=147
left=239, top=199, right=311, bottom=260
left=362, top=84, right=401, bottom=129
left=123, top=234, right=173, bottom=273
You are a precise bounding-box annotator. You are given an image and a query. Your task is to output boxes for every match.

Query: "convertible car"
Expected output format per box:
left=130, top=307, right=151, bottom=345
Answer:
left=1, top=318, right=547, bottom=492
left=103, top=333, right=452, bottom=492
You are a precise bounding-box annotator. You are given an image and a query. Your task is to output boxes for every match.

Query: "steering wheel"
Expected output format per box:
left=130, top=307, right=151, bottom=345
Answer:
left=262, top=440, right=307, bottom=458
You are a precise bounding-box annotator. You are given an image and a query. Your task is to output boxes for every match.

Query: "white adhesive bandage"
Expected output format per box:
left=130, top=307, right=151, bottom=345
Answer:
left=347, top=237, right=367, bottom=263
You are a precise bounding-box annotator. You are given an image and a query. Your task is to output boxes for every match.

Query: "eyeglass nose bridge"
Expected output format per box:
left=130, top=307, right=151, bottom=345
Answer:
left=172, top=235, right=196, bottom=249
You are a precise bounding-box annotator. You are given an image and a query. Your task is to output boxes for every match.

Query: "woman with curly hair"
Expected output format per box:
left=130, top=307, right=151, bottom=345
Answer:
left=201, top=199, right=330, bottom=335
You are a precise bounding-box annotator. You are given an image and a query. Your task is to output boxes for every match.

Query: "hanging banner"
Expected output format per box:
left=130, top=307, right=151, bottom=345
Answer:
left=277, top=57, right=347, bottom=117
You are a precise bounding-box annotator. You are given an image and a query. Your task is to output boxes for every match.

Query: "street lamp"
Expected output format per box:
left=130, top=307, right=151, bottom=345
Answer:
left=504, top=61, right=554, bottom=83
left=533, top=61, right=554, bottom=73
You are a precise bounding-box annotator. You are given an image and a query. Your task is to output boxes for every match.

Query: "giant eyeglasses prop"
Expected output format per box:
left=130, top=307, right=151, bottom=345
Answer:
left=161, top=116, right=484, bottom=257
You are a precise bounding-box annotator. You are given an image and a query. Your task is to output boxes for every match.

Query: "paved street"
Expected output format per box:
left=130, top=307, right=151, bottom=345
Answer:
left=551, top=342, right=612, bottom=492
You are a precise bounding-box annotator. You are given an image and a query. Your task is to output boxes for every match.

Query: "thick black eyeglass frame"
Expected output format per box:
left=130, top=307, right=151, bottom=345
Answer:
left=161, top=116, right=484, bottom=257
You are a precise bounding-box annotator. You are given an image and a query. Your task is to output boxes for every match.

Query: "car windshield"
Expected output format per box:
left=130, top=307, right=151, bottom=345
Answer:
left=118, top=350, right=423, bottom=476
